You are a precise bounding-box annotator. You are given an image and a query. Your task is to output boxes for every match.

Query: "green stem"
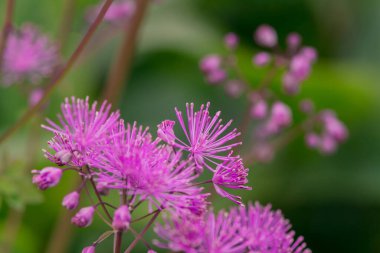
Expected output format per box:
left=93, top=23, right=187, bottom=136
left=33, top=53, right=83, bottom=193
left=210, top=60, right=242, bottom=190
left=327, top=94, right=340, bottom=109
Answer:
left=102, top=0, right=150, bottom=105
left=0, top=0, right=114, bottom=144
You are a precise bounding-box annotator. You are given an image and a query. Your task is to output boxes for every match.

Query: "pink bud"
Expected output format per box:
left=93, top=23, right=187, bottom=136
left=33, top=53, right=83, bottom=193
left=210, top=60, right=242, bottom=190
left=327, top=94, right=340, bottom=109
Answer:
left=157, top=120, right=176, bottom=145
left=254, top=24, right=278, bottom=47
left=225, top=80, right=245, bottom=98
left=200, top=55, right=222, bottom=73
left=299, top=99, right=314, bottom=113
left=206, top=69, right=226, bottom=84
left=32, top=167, right=62, bottom=190
left=286, top=32, right=302, bottom=50
left=29, top=88, right=44, bottom=107
left=71, top=206, right=95, bottom=227
left=82, top=246, right=95, bottom=253
left=300, top=47, right=318, bottom=62
left=305, top=133, right=320, bottom=148
left=224, top=32, right=239, bottom=49
left=323, top=115, right=348, bottom=142
left=270, top=102, right=292, bottom=128
left=253, top=52, right=271, bottom=67
left=62, top=191, right=80, bottom=210
left=250, top=100, right=268, bottom=119
left=54, top=149, right=72, bottom=166
left=319, top=135, right=337, bottom=154
left=112, top=205, right=131, bottom=231
left=289, top=54, right=311, bottom=81
left=282, top=72, right=300, bottom=95
left=96, top=182, right=110, bottom=196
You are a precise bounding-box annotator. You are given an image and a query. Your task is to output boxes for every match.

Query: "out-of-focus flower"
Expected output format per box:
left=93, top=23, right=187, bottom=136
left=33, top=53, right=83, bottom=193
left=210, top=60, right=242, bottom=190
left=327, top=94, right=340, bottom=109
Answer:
left=225, top=80, right=245, bottom=98
left=1, top=24, right=59, bottom=86
left=265, top=102, right=293, bottom=134
left=200, top=55, right=222, bottom=73
left=206, top=69, right=227, bottom=84
left=224, top=32, right=239, bottom=49
left=254, top=24, right=278, bottom=48
left=253, top=52, right=271, bottom=67
left=29, top=88, right=44, bottom=107
left=287, top=32, right=302, bottom=51
left=72, top=206, right=95, bottom=227
left=32, top=167, right=62, bottom=190
left=250, top=99, right=268, bottom=119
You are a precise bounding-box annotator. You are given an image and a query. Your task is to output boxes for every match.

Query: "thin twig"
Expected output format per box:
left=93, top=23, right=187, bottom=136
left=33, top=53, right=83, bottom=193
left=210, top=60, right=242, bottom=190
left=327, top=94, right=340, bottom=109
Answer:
left=0, top=0, right=114, bottom=145
left=0, top=0, right=15, bottom=70
left=131, top=209, right=159, bottom=223
left=124, top=210, right=161, bottom=253
left=102, top=0, right=150, bottom=105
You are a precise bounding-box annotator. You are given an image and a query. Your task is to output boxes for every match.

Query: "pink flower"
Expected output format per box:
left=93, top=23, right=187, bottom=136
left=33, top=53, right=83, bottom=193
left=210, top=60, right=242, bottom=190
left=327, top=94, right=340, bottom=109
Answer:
left=112, top=205, right=131, bottom=231
left=224, top=80, right=245, bottom=98
left=287, top=32, right=302, bottom=50
left=253, top=52, right=271, bottom=67
left=2, top=24, right=59, bottom=86
left=254, top=24, right=278, bottom=47
left=72, top=206, right=95, bottom=227
left=62, top=191, right=80, bottom=210
left=32, top=167, right=62, bottom=190
left=88, top=0, right=136, bottom=25
left=224, top=32, right=239, bottom=49
left=199, top=55, right=222, bottom=73
left=212, top=158, right=251, bottom=205
left=82, top=246, right=96, bottom=253
left=250, top=100, right=268, bottom=119
left=161, top=103, right=241, bottom=171
left=206, top=69, right=227, bottom=84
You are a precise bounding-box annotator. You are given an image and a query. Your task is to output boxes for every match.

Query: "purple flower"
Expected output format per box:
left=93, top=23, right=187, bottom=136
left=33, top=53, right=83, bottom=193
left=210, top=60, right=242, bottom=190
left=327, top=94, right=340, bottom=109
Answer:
left=160, top=103, right=241, bottom=171
left=29, top=88, right=44, bottom=107
left=157, top=120, right=176, bottom=145
left=305, top=133, right=320, bottom=148
left=206, top=69, right=227, bottom=84
left=241, top=202, right=311, bottom=253
left=72, top=206, right=95, bottom=228
left=253, top=52, right=271, bottom=67
left=200, top=55, right=222, bottom=73
left=82, top=245, right=96, bottom=253
left=250, top=99, right=268, bottom=119
left=62, top=191, right=80, bottom=210
left=95, top=121, right=209, bottom=214
left=224, top=80, right=245, bottom=98
left=287, top=32, right=302, bottom=51
left=154, top=210, right=206, bottom=252
left=212, top=158, right=251, bottom=205
left=155, top=202, right=310, bottom=253
left=2, top=24, right=59, bottom=86
left=42, top=97, right=120, bottom=166
left=321, top=111, right=348, bottom=142
left=112, top=205, right=131, bottom=231
left=254, top=24, right=278, bottom=48
left=282, top=72, right=301, bottom=95
left=265, top=102, right=292, bottom=135
left=224, top=32, right=239, bottom=49
left=32, top=167, right=62, bottom=190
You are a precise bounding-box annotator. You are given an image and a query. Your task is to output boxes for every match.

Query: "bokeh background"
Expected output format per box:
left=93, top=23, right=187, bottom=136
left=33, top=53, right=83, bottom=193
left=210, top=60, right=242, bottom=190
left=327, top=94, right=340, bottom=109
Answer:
left=0, top=0, right=380, bottom=252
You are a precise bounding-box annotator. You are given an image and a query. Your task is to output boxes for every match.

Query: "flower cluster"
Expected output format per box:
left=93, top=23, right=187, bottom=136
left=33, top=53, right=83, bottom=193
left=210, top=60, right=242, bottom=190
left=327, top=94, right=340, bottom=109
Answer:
left=154, top=202, right=311, bottom=253
left=33, top=97, right=252, bottom=252
left=199, top=25, right=348, bottom=163
left=1, top=24, right=59, bottom=86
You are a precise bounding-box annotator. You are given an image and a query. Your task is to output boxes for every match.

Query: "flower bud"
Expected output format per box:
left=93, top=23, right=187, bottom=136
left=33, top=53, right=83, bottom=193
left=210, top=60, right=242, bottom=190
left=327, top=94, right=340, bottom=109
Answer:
left=157, top=120, right=176, bottom=145
left=71, top=206, right=95, bottom=227
left=320, top=135, right=337, bottom=154
left=62, top=191, right=80, bottom=210
left=299, top=99, right=314, bottom=114
left=305, top=133, right=320, bottom=148
left=270, top=102, right=292, bottom=128
left=96, top=182, right=110, bottom=196
left=224, top=32, right=239, bottom=49
left=206, top=69, right=226, bottom=84
left=29, top=88, right=44, bottom=107
left=54, top=149, right=73, bottom=166
left=253, top=52, right=271, bottom=67
left=300, top=46, right=317, bottom=62
left=289, top=54, right=311, bottom=81
left=199, top=55, right=221, bottom=73
left=250, top=100, right=268, bottom=119
left=82, top=246, right=96, bottom=253
left=254, top=25, right=277, bottom=47
left=286, top=32, right=302, bottom=50
left=32, top=167, right=62, bottom=190
left=282, top=72, right=300, bottom=95
left=225, top=80, right=245, bottom=98
left=112, top=205, right=131, bottom=231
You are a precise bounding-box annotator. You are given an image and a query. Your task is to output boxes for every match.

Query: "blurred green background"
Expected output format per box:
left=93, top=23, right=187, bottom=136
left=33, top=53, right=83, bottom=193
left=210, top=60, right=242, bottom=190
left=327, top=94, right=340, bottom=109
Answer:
left=0, top=0, right=380, bottom=252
